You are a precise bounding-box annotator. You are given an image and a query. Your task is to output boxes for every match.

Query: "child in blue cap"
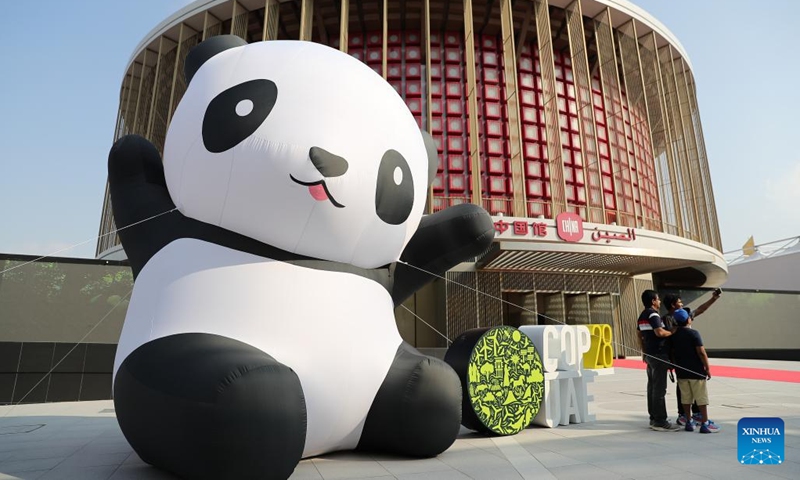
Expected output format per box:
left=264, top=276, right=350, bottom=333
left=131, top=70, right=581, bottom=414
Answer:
left=670, top=308, right=719, bottom=433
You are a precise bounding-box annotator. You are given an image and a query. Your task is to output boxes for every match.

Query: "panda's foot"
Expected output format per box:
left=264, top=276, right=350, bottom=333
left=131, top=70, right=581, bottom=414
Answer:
left=357, top=342, right=461, bottom=457
left=114, top=333, right=306, bottom=480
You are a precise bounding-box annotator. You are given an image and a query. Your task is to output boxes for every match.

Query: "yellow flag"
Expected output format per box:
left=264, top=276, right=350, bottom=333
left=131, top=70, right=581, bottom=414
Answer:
left=742, top=236, right=756, bottom=256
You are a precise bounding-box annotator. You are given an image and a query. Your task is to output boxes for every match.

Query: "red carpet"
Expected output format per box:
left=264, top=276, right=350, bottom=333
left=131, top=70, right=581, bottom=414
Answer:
left=612, top=358, right=800, bottom=383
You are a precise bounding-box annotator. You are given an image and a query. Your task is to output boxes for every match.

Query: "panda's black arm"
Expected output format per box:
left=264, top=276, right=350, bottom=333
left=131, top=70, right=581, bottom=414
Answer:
left=107, top=134, right=189, bottom=278
left=391, top=203, right=495, bottom=306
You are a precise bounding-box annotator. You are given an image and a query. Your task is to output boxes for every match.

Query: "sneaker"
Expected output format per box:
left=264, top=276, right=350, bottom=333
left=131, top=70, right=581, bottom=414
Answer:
left=651, top=421, right=682, bottom=432
left=692, top=412, right=703, bottom=422
left=684, top=419, right=695, bottom=432
left=700, top=421, right=720, bottom=434
left=676, top=414, right=687, bottom=426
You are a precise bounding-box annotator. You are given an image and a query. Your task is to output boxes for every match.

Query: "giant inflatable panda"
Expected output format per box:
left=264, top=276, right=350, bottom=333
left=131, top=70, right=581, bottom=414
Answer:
left=108, top=36, right=494, bottom=480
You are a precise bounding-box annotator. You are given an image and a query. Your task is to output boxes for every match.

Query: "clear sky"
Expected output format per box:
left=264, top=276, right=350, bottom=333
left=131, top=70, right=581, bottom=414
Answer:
left=0, top=0, right=798, bottom=259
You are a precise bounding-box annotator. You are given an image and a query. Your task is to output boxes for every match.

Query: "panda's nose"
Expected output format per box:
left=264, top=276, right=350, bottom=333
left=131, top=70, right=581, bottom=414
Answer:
left=309, top=146, right=348, bottom=178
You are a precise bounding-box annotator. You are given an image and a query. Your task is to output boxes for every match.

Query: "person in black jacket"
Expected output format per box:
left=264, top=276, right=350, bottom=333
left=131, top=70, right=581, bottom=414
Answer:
left=637, top=290, right=680, bottom=431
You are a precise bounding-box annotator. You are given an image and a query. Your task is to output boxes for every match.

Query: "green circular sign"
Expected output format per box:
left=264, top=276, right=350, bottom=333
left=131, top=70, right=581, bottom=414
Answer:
left=466, top=326, right=544, bottom=435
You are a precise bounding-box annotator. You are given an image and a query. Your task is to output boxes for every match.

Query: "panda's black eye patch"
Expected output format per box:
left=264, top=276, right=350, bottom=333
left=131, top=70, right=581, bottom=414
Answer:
left=375, top=150, right=414, bottom=225
left=202, top=79, right=277, bottom=153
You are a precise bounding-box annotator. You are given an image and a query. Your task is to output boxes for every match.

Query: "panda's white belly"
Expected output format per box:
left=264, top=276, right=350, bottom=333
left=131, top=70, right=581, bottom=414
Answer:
left=114, top=238, right=402, bottom=457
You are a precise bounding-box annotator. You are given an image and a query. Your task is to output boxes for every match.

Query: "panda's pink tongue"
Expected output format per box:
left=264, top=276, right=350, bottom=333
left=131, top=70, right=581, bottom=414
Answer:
left=309, top=184, right=328, bottom=201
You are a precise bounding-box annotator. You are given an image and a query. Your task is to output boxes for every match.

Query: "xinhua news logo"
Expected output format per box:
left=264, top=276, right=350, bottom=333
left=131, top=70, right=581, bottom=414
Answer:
left=738, top=417, right=784, bottom=465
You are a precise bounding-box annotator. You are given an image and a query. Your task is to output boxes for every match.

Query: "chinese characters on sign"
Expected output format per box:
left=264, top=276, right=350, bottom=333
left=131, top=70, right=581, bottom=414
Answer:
left=494, top=220, right=547, bottom=238
left=493, top=216, right=637, bottom=244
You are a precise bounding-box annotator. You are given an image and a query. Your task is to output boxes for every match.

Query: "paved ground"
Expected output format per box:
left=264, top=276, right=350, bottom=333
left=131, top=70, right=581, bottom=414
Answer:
left=1, top=357, right=798, bottom=479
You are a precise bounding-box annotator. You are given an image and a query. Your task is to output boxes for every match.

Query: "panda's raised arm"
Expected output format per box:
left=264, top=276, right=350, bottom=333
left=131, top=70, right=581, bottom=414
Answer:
left=107, top=134, right=186, bottom=277
left=391, top=203, right=494, bottom=306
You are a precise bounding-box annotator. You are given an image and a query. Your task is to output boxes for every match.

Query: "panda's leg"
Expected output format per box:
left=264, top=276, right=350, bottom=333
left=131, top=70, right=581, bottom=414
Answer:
left=113, top=333, right=306, bottom=480
left=356, top=342, right=462, bottom=457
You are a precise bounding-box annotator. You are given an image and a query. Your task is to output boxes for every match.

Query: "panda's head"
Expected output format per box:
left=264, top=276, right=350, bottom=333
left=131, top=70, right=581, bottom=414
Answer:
left=163, top=36, right=439, bottom=269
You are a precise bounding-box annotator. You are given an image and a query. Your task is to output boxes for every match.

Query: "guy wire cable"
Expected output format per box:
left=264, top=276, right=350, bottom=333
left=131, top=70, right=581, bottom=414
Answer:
left=1, top=290, right=132, bottom=418
left=1, top=204, right=721, bottom=407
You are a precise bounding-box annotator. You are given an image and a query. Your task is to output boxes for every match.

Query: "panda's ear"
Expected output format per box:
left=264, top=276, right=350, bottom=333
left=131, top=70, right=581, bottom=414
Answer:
left=421, top=130, right=440, bottom=187
left=185, top=35, right=248, bottom=85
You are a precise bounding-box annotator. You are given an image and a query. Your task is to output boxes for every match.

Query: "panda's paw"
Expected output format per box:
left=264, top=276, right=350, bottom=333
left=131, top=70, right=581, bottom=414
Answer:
left=357, top=344, right=462, bottom=457
left=114, top=333, right=306, bottom=480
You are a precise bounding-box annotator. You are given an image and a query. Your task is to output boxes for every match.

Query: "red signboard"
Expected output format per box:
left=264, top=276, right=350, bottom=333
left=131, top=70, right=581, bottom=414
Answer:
left=556, top=212, right=584, bottom=242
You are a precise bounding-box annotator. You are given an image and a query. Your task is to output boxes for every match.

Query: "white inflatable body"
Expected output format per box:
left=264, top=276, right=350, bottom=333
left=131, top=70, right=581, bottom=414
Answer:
left=113, top=238, right=402, bottom=456
left=107, top=36, right=489, bottom=480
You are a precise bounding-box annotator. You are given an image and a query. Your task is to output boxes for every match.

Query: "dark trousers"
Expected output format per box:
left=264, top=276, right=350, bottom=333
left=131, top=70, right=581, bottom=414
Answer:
left=645, top=354, right=669, bottom=424
left=676, top=383, right=700, bottom=416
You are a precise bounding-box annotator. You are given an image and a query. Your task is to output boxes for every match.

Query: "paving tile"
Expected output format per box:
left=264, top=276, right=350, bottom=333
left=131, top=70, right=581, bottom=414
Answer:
left=591, top=458, right=685, bottom=478
left=6, top=446, right=84, bottom=462
left=547, top=463, right=627, bottom=480
left=0, top=457, right=65, bottom=474
left=39, top=465, right=119, bottom=480
left=0, top=470, right=49, bottom=480
left=649, top=472, right=717, bottom=480
left=375, top=456, right=451, bottom=476
left=288, top=460, right=323, bottom=480
left=396, top=471, right=471, bottom=480
left=311, top=454, right=392, bottom=480
left=528, top=451, right=584, bottom=469
left=58, top=451, right=129, bottom=468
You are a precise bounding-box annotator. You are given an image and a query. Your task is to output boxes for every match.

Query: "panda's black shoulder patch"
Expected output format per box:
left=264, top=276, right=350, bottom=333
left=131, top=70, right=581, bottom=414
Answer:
left=203, top=79, right=278, bottom=153
left=375, top=150, right=414, bottom=225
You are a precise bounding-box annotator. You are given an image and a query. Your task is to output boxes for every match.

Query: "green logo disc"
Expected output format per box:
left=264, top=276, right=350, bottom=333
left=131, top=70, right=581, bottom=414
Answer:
left=467, top=326, right=544, bottom=435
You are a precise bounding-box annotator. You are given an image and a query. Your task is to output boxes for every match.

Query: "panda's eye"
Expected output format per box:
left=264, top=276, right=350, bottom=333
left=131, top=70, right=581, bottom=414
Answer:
left=375, top=150, right=414, bottom=225
left=202, top=79, right=277, bottom=153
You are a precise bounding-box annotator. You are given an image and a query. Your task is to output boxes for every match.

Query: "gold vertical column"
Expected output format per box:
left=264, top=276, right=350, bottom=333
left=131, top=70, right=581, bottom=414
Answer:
left=674, top=58, right=709, bottom=245
left=132, top=50, right=149, bottom=135
left=639, top=31, right=675, bottom=234
left=119, top=73, right=134, bottom=136
left=499, top=0, right=525, bottom=217
left=146, top=38, right=166, bottom=141
left=515, top=2, right=533, bottom=64
left=565, top=0, right=604, bottom=223
left=626, top=21, right=658, bottom=230
left=593, top=8, right=625, bottom=224
left=231, top=1, right=249, bottom=39
left=616, top=21, right=646, bottom=228
left=262, top=0, right=271, bottom=40
left=231, top=1, right=238, bottom=34
left=97, top=182, right=114, bottom=255
left=463, top=0, right=483, bottom=206
left=658, top=45, right=697, bottom=239
left=202, top=11, right=211, bottom=40
left=684, top=70, right=722, bottom=249
left=264, top=0, right=280, bottom=41
left=654, top=44, right=681, bottom=236
left=339, top=0, right=349, bottom=52
left=424, top=0, right=434, bottom=213
left=534, top=0, right=566, bottom=216
left=424, top=0, right=432, bottom=132
left=383, top=0, right=389, bottom=76
left=300, top=0, right=314, bottom=41
left=167, top=25, right=186, bottom=127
